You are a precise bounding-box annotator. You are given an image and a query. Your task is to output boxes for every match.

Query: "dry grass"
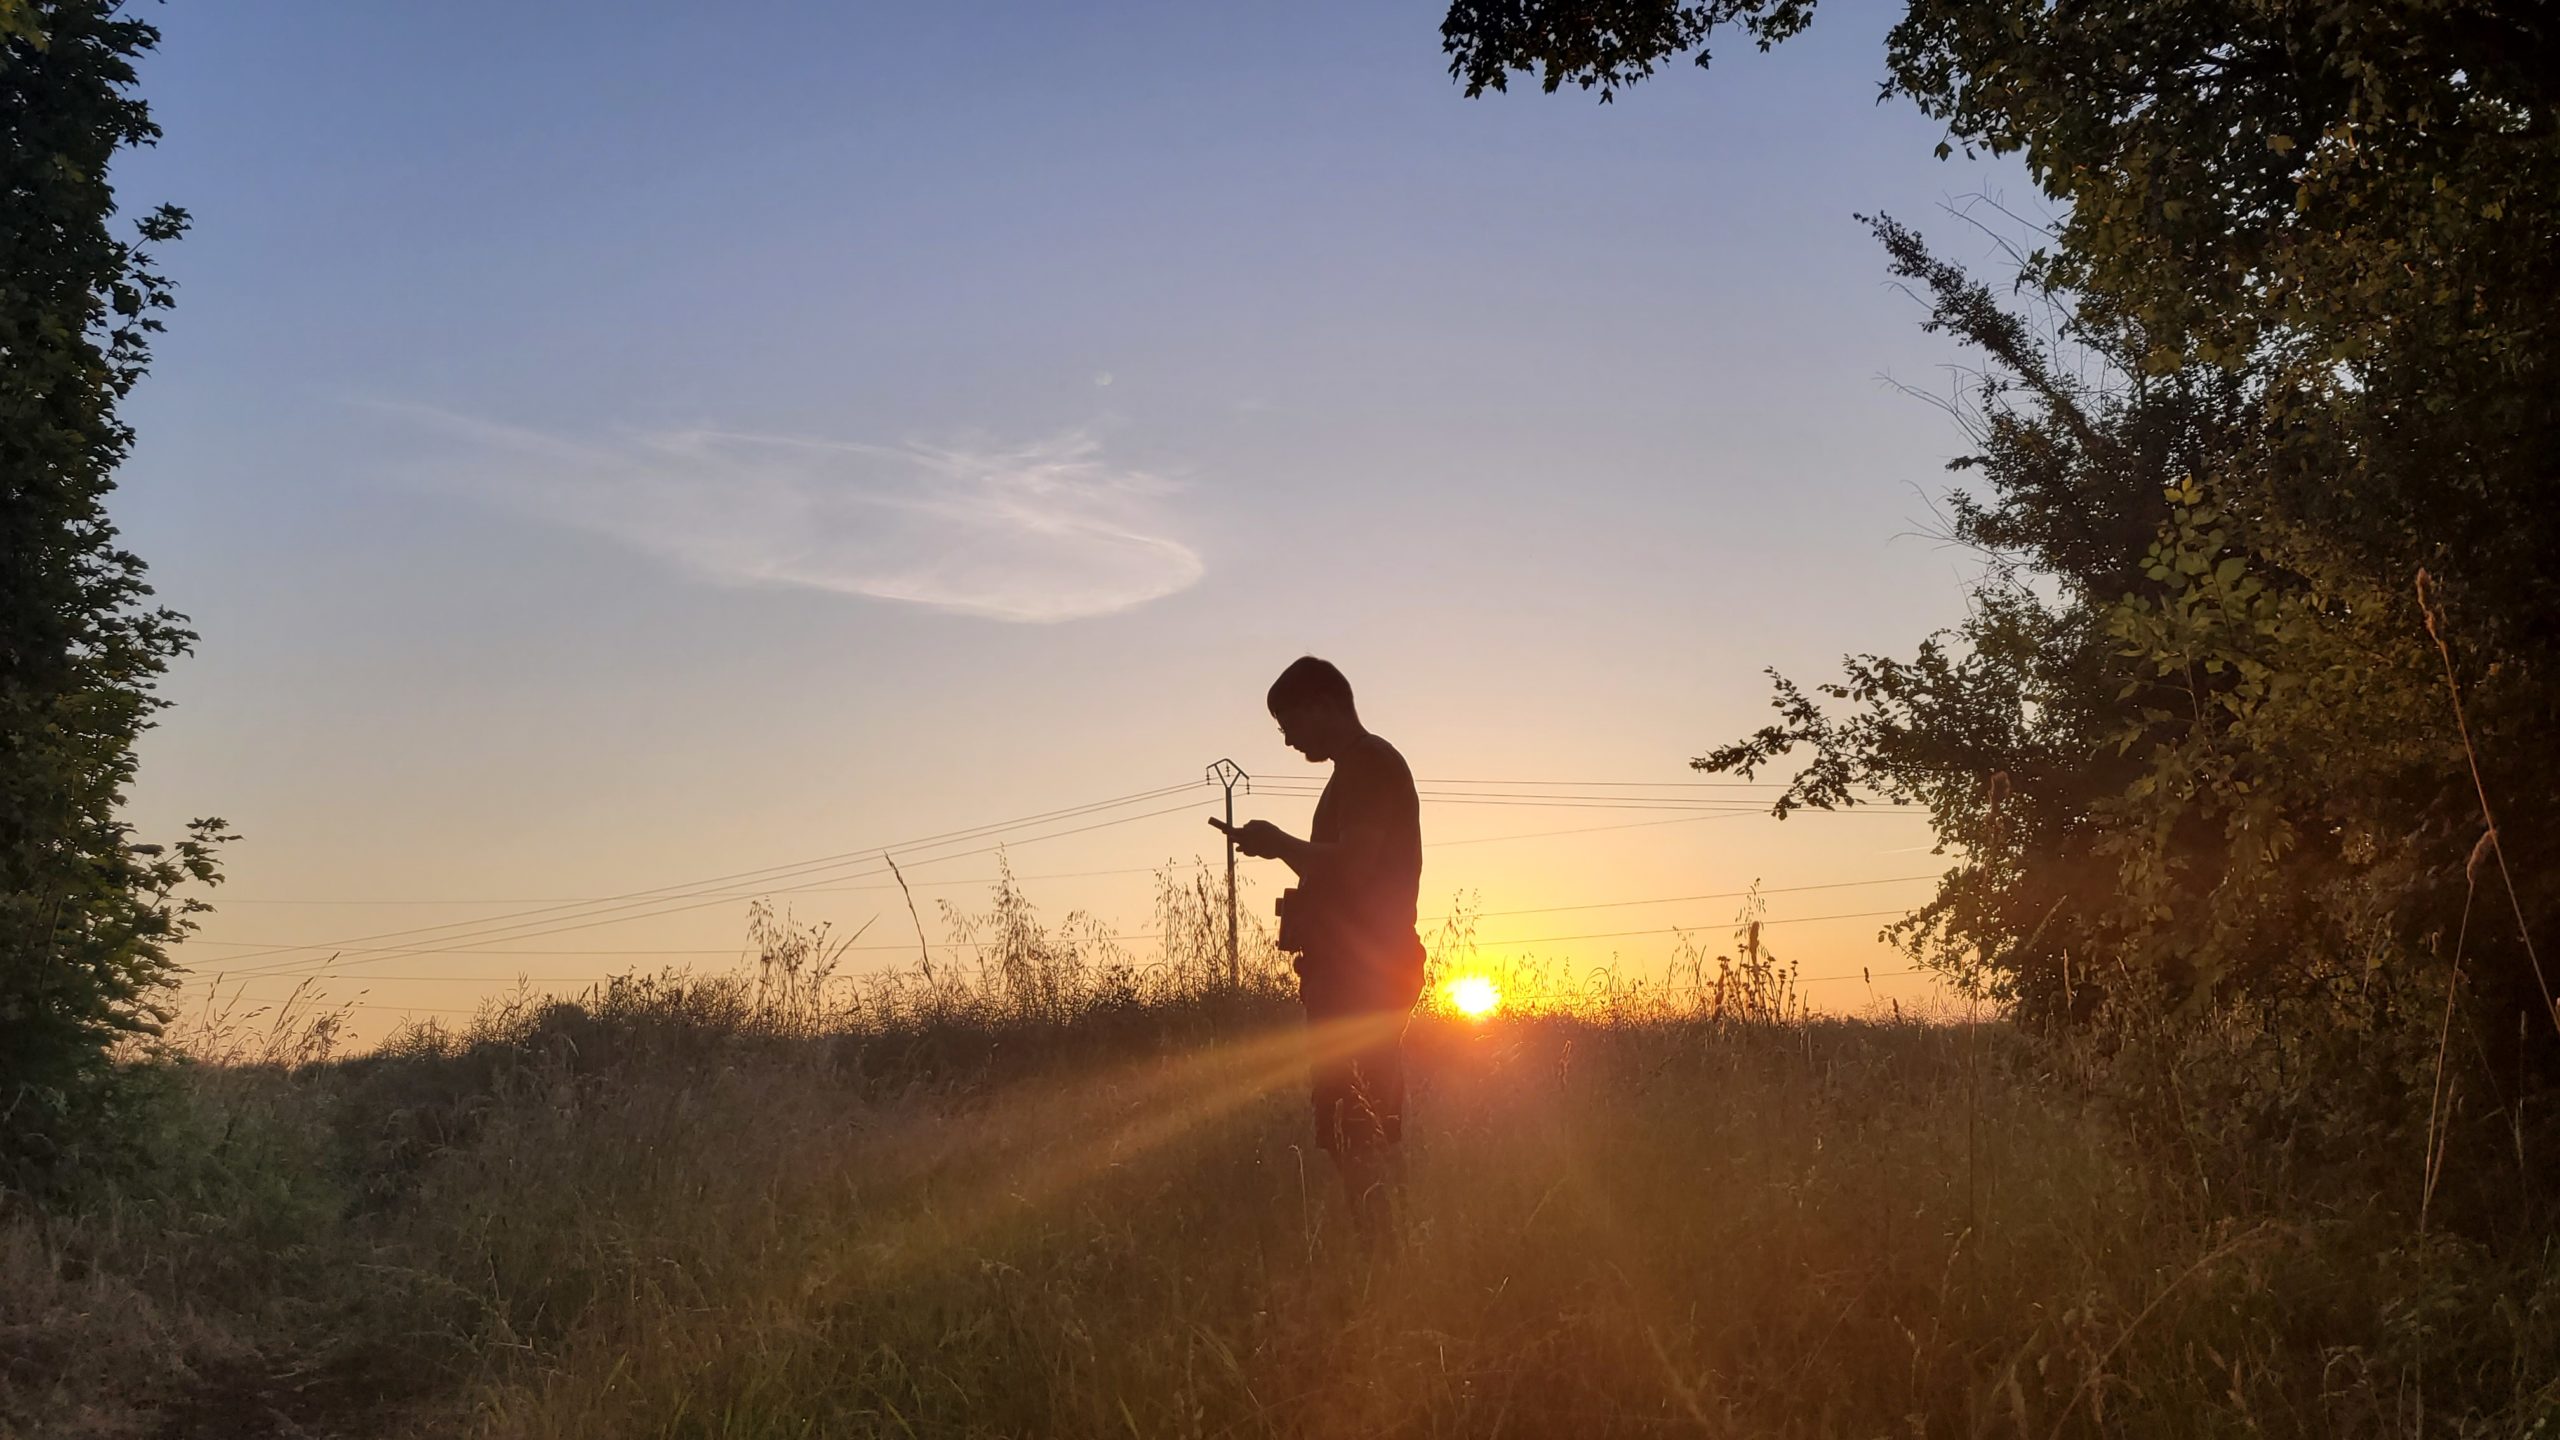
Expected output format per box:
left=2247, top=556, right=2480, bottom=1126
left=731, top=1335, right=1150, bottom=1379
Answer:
left=5, top=867, right=2558, bottom=1438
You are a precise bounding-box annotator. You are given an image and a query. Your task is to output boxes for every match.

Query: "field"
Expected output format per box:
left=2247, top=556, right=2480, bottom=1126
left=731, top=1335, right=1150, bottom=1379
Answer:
left=6, top=886, right=2559, bottom=1439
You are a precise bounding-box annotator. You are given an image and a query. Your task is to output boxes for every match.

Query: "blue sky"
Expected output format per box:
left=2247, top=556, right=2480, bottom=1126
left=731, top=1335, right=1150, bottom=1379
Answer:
left=111, top=1, right=2032, bottom=1029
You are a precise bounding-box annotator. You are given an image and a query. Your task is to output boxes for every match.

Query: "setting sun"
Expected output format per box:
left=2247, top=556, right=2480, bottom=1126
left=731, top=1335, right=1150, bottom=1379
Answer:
left=1443, top=974, right=1502, bottom=1020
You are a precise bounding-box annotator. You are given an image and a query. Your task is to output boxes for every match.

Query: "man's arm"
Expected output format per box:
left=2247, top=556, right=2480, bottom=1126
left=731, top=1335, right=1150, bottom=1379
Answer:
left=1209, top=816, right=1384, bottom=881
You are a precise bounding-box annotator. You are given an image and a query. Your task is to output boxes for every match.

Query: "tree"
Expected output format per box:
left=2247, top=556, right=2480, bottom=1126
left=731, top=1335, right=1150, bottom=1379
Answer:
left=1444, top=2, right=2560, bottom=630
left=1440, top=1, right=2560, bottom=1047
left=3, top=0, right=222, bottom=1174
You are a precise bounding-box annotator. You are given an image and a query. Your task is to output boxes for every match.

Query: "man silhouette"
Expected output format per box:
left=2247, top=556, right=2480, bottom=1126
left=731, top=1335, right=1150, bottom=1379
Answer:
left=1212, top=656, right=1424, bottom=1246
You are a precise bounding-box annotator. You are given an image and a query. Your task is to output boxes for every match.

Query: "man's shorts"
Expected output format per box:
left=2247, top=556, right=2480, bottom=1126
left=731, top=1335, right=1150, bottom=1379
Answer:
left=1298, top=939, right=1425, bottom=1153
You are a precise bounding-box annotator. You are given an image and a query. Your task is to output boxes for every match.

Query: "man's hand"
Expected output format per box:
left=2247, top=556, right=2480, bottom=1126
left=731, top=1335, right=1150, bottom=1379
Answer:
left=1208, top=817, right=1292, bottom=859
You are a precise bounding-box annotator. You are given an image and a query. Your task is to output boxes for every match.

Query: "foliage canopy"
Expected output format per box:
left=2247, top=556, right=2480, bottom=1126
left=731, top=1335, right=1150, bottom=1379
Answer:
left=2, top=0, right=223, bottom=1173
left=1446, top=0, right=2560, bottom=1055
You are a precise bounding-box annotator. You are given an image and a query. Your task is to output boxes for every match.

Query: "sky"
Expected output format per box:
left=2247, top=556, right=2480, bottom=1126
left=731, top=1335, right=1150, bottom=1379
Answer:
left=110, top=1, right=2034, bottom=1038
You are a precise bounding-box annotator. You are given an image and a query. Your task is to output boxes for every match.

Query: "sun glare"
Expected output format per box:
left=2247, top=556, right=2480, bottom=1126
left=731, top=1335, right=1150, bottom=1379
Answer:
left=1444, top=974, right=1502, bottom=1020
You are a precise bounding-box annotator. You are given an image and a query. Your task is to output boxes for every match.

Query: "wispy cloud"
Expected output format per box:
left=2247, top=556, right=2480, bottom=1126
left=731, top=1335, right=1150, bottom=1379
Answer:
left=383, top=407, right=1204, bottom=623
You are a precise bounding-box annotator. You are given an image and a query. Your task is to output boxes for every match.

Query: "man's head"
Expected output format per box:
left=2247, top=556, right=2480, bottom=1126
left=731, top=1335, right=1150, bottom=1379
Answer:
left=1267, top=655, right=1362, bottom=762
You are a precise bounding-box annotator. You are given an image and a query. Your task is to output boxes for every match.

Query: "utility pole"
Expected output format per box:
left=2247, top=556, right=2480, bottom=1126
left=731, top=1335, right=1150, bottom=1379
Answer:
left=1208, top=758, right=1249, bottom=989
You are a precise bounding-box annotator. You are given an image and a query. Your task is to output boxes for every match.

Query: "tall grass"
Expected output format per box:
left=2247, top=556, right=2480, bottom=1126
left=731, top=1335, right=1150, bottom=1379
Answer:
left=5, top=862, right=2557, bottom=1437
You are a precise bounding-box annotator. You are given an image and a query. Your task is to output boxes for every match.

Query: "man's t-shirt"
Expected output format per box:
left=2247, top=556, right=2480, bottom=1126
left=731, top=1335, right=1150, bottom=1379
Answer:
left=1299, top=732, right=1424, bottom=1009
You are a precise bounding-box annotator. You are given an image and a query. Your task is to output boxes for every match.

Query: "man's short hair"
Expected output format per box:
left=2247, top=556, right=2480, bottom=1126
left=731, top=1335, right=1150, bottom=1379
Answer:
left=1268, top=655, right=1355, bottom=716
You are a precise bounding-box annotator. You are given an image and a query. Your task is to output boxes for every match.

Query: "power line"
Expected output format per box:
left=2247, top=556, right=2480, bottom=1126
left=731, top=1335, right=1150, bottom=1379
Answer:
left=1254, top=773, right=1863, bottom=794
left=1415, top=777, right=1794, bottom=789
left=214, top=800, right=1211, bottom=979
left=1463, top=873, right=1940, bottom=919
left=204, top=782, right=1205, bottom=970
left=214, top=859, right=1268, bottom=907
left=1268, top=793, right=1918, bottom=814
left=191, top=903, right=1923, bottom=983
left=217, top=807, right=1899, bottom=909
left=192, top=948, right=744, bottom=958
left=192, top=873, right=1945, bottom=954
left=1442, top=811, right=1744, bottom=846
left=191, top=782, right=1943, bottom=979
left=219, top=797, right=1220, bottom=982
left=1459, top=907, right=1915, bottom=954
left=201, top=780, right=1922, bottom=911
left=1253, top=779, right=1909, bottom=806
left=200, top=973, right=662, bottom=984
left=209, top=804, right=1937, bottom=974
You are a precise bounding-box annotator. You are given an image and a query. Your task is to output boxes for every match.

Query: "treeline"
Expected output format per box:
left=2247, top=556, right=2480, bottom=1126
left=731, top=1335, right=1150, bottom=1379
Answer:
left=1447, top=0, right=2560, bottom=1204
left=1, top=2, right=227, bottom=1179
left=1447, top=16, right=2553, bottom=1001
